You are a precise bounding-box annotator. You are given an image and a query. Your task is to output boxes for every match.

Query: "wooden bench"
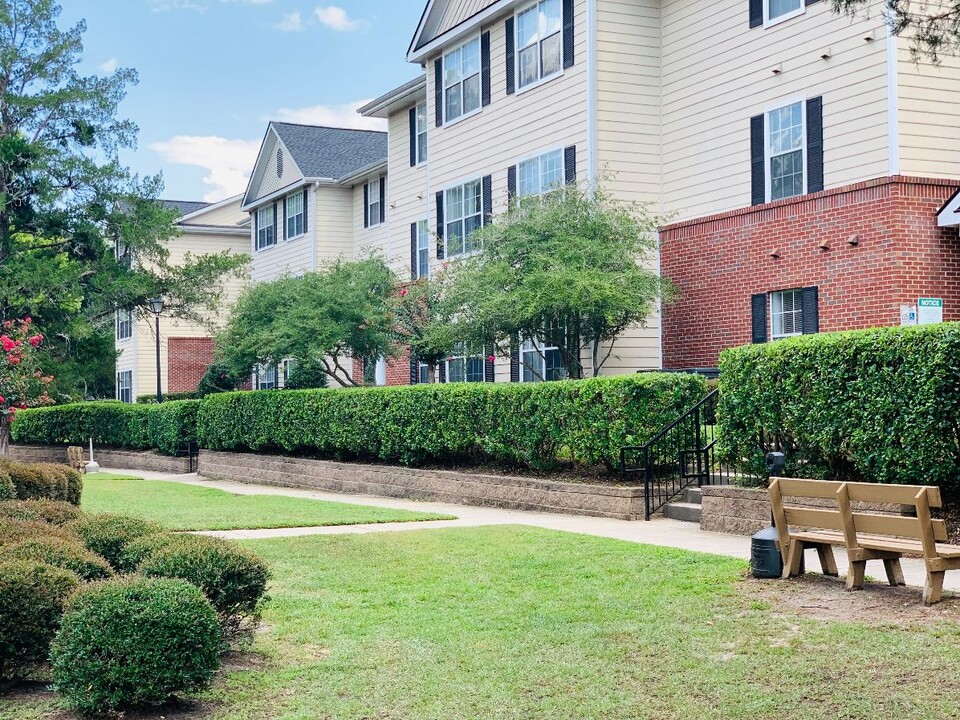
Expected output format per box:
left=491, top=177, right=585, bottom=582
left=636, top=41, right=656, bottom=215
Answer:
left=769, top=477, right=960, bottom=605
left=66, top=446, right=86, bottom=472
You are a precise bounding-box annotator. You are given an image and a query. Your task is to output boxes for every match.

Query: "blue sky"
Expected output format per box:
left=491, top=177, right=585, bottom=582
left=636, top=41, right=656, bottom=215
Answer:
left=63, top=1, right=427, bottom=202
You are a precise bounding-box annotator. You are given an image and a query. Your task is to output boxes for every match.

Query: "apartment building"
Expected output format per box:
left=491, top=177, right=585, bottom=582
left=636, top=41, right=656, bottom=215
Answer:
left=114, top=197, right=249, bottom=401
left=243, top=0, right=960, bottom=384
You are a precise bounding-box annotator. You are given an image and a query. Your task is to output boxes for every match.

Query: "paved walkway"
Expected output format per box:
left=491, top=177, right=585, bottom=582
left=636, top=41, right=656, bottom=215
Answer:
left=101, top=468, right=959, bottom=595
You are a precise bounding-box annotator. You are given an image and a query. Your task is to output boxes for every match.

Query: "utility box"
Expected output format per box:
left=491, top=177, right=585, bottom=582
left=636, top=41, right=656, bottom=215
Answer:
left=751, top=527, right=783, bottom=579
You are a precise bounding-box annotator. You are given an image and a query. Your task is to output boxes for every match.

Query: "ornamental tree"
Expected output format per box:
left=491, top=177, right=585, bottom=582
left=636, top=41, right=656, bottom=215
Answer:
left=442, top=184, right=672, bottom=379
left=0, top=317, right=54, bottom=454
left=390, top=276, right=459, bottom=384
left=831, top=1, right=960, bottom=62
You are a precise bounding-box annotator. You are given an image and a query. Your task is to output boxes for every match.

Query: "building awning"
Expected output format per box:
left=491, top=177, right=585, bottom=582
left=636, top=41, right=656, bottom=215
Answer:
left=938, top=188, right=960, bottom=228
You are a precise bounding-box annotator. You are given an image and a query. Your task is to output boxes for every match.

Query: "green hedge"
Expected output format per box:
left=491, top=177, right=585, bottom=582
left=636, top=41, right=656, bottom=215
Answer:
left=11, top=401, right=199, bottom=456
left=136, top=392, right=200, bottom=404
left=717, top=323, right=960, bottom=491
left=198, top=373, right=706, bottom=470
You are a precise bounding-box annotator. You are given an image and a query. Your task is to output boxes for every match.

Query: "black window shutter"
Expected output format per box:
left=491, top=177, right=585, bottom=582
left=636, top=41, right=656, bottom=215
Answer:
left=509, top=338, right=520, bottom=382
left=439, top=362, right=447, bottom=383
left=507, top=165, right=517, bottom=199
left=562, top=0, right=575, bottom=69
left=481, top=31, right=491, bottom=107
left=749, top=0, right=763, bottom=28
left=434, top=57, right=444, bottom=127
left=750, top=114, right=765, bottom=206
left=505, top=17, right=515, bottom=95
left=272, top=203, right=278, bottom=243
left=409, top=355, right=419, bottom=385
left=409, top=107, right=417, bottom=167
left=410, top=222, right=418, bottom=280
left=436, top=191, right=445, bottom=259
left=482, top=175, right=493, bottom=225
left=751, top=293, right=768, bottom=344
left=302, top=188, right=309, bottom=232
left=564, top=145, right=577, bottom=185
left=485, top=344, right=495, bottom=383
left=379, top=177, right=386, bottom=224
left=282, top=197, right=287, bottom=240
left=806, top=96, right=824, bottom=194
left=801, top=287, right=820, bottom=334
left=363, top=183, right=369, bottom=228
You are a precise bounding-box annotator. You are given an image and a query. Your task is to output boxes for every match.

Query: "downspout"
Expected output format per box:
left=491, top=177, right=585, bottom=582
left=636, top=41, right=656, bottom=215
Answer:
left=586, top=0, right=598, bottom=185
left=885, top=21, right=900, bottom=177
left=311, top=181, right=320, bottom=272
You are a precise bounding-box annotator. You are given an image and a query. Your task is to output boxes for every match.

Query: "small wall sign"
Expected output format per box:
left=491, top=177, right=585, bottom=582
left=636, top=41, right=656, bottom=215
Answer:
left=900, top=305, right=917, bottom=326
left=917, top=297, right=944, bottom=325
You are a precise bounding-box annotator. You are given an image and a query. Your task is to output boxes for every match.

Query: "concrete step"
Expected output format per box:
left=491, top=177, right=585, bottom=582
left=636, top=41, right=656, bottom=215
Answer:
left=664, top=501, right=702, bottom=524
left=684, top=486, right=703, bottom=505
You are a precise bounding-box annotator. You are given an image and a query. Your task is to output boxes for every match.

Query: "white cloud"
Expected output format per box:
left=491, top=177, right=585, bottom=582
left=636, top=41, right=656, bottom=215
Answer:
left=99, top=58, right=118, bottom=74
left=314, top=5, right=366, bottom=31
left=149, top=0, right=208, bottom=12
left=151, top=135, right=261, bottom=202
left=275, top=11, right=303, bottom=32
left=273, top=100, right=386, bottom=131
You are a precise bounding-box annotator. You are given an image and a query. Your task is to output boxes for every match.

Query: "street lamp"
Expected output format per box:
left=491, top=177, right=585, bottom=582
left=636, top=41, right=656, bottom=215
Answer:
left=149, top=297, right=165, bottom=404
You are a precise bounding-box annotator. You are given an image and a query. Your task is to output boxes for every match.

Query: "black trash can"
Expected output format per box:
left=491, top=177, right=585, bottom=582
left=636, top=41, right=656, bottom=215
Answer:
left=751, top=527, right=783, bottom=579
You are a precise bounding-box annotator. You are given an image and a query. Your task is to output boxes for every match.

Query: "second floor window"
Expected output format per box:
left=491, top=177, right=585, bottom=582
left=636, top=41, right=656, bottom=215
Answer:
left=519, top=149, right=564, bottom=196
left=117, top=310, right=133, bottom=341
left=517, top=0, right=563, bottom=90
left=416, top=220, right=430, bottom=279
left=416, top=102, right=428, bottom=164
left=367, top=178, right=382, bottom=228
left=444, top=37, right=481, bottom=122
left=286, top=192, right=305, bottom=238
left=445, top=179, right=482, bottom=257
left=767, top=0, right=802, bottom=24
left=117, top=370, right=133, bottom=404
left=767, top=101, right=805, bottom=202
left=256, top=205, right=275, bottom=250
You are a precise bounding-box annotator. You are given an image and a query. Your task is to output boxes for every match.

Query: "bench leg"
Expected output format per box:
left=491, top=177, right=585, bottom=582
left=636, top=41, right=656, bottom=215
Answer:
left=846, top=560, right=866, bottom=591
left=783, top=539, right=805, bottom=579
left=883, top=558, right=906, bottom=587
left=816, top=545, right=839, bottom=577
left=923, top=571, right=945, bottom=605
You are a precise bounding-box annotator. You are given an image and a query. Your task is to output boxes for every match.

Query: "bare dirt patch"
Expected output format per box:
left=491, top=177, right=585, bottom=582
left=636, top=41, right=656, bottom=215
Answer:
left=740, top=573, right=960, bottom=625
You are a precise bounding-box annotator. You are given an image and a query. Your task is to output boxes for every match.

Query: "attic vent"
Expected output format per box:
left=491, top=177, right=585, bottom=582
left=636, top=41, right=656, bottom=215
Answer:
left=276, top=149, right=283, bottom=178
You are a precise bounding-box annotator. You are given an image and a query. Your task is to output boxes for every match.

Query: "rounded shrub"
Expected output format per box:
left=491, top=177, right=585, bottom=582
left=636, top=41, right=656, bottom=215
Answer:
left=0, top=459, right=79, bottom=504
left=0, top=561, right=80, bottom=680
left=0, top=468, right=14, bottom=501
left=51, top=577, right=222, bottom=714
left=136, top=534, right=270, bottom=634
left=67, top=513, right=165, bottom=570
left=0, top=499, right=83, bottom=526
left=0, top=518, right=77, bottom=546
left=116, top=531, right=179, bottom=574
left=1, top=537, right=113, bottom=581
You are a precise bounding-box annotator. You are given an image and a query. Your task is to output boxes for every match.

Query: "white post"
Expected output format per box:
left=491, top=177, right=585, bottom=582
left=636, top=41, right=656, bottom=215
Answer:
left=85, top=437, right=101, bottom=474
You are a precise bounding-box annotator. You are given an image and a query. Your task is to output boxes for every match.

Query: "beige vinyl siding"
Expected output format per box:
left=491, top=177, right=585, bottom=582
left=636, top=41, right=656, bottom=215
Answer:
left=385, top=104, right=430, bottom=279
left=250, top=199, right=314, bottom=283
left=436, top=0, right=496, bottom=37
left=897, top=41, right=960, bottom=178
left=315, top=185, right=355, bottom=266
left=660, top=0, right=889, bottom=220
left=249, top=133, right=304, bottom=202
left=354, top=178, right=391, bottom=259
left=181, top=200, right=245, bottom=229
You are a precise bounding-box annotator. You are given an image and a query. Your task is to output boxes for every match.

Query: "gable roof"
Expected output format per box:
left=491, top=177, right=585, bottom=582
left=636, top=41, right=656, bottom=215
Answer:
left=162, top=200, right=209, bottom=217
left=359, top=75, right=427, bottom=119
left=271, top=122, right=388, bottom=181
left=408, top=0, right=506, bottom=61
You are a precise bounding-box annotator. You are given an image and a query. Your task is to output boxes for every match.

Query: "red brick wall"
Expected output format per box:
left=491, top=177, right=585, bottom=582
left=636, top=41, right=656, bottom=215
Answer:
left=351, top=352, right=413, bottom=387
left=167, top=337, right=216, bottom=393
left=660, top=176, right=960, bottom=369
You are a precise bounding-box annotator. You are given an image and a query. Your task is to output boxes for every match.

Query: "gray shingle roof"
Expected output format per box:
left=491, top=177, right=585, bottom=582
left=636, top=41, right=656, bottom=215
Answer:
left=271, top=122, right=388, bottom=181
left=161, top=200, right=209, bottom=217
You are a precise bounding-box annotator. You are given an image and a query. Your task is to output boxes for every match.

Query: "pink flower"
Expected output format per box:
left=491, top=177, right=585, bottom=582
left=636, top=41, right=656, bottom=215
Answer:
left=399, top=288, right=409, bottom=297
left=487, top=355, right=496, bottom=363
left=28, top=334, right=42, bottom=348
left=1, top=336, right=14, bottom=352
left=0, top=395, right=5, bottom=404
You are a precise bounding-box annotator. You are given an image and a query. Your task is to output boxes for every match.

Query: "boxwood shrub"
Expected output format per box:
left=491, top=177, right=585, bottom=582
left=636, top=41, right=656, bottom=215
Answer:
left=199, top=373, right=706, bottom=470
left=67, top=514, right=166, bottom=570
left=0, top=460, right=81, bottom=505
left=1, top=537, right=113, bottom=581
left=717, top=323, right=960, bottom=492
left=11, top=399, right=200, bottom=456
left=0, top=499, right=82, bottom=526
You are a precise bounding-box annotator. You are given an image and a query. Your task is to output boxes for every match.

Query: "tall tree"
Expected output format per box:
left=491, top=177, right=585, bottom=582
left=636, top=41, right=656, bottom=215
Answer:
left=831, top=0, right=960, bottom=61
left=0, top=0, right=247, bottom=402
left=443, top=184, right=671, bottom=379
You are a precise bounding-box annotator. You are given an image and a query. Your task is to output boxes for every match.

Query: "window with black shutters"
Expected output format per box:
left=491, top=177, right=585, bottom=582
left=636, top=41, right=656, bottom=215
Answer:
left=751, top=96, right=823, bottom=205
left=753, top=287, right=820, bottom=342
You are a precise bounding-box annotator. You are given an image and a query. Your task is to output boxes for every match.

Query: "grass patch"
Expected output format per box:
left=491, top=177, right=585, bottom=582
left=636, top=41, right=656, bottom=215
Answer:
left=4, top=526, right=960, bottom=719
left=78, top=473, right=454, bottom=531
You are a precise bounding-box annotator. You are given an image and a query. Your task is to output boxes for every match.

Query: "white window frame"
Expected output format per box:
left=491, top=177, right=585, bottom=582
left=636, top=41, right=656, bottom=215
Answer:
left=770, top=290, right=804, bottom=340
left=520, top=334, right=566, bottom=383
left=117, top=370, right=133, bottom=404
left=764, top=0, right=804, bottom=28
left=444, top=178, right=483, bottom=258
left=256, top=206, right=275, bottom=251
left=256, top=364, right=279, bottom=390
left=415, top=102, right=428, bottom=165
left=285, top=192, right=305, bottom=240
left=515, top=0, right=564, bottom=93
left=418, top=362, right=430, bottom=384
left=517, top=147, right=565, bottom=197
left=445, top=343, right=486, bottom=384
left=367, top=178, right=382, bottom=228
left=116, top=309, right=133, bottom=341
left=442, top=35, right=482, bottom=125
left=416, top=219, right=430, bottom=279
left=764, top=97, right=807, bottom=204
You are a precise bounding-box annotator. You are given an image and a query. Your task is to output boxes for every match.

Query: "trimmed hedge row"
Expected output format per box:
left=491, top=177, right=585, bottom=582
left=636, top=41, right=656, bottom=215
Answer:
left=11, top=400, right=199, bottom=456
left=0, top=460, right=82, bottom=505
left=717, top=323, right=960, bottom=491
left=136, top=391, right=200, bottom=404
left=198, top=373, right=707, bottom=470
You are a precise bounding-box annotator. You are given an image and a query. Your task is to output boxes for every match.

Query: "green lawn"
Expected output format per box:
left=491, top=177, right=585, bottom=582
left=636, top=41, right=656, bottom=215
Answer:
left=5, top=526, right=960, bottom=719
left=78, top=473, right=454, bottom=530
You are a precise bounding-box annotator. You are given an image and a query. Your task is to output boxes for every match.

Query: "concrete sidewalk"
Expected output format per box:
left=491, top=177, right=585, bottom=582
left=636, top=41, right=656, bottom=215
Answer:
left=99, top=467, right=959, bottom=595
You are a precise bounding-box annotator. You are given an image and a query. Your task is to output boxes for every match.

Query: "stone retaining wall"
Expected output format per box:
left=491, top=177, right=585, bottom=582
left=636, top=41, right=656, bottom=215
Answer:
left=701, top=485, right=911, bottom=536
left=9, top=445, right=192, bottom=474
left=199, top=451, right=646, bottom=520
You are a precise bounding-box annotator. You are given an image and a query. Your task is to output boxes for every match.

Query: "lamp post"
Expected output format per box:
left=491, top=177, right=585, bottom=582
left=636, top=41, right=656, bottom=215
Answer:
left=149, top=297, right=165, bottom=404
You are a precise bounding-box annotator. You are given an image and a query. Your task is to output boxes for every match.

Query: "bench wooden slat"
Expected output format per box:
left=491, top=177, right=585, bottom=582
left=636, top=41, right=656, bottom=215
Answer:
left=772, top=477, right=843, bottom=499
left=783, top=507, right=845, bottom=531
left=844, top=482, right=942, bottom=508
left=852, top=512, right=948, bottom=542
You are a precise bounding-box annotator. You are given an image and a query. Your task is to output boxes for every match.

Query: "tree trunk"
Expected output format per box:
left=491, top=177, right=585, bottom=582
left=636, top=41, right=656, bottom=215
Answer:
left=0, top=418, right=10, bottom=457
